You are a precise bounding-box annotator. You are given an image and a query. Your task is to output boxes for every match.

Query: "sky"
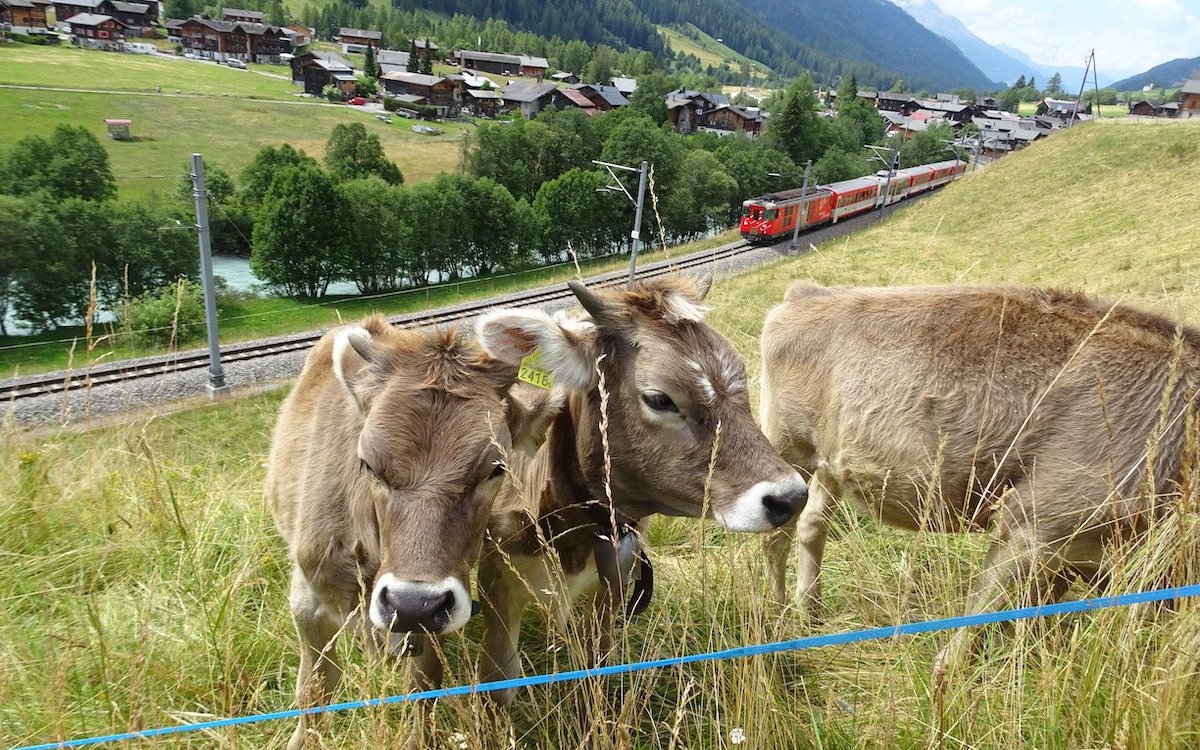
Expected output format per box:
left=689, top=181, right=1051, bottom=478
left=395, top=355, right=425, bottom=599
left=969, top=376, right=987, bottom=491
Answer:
left=928, top=0, right=1200, bottom=76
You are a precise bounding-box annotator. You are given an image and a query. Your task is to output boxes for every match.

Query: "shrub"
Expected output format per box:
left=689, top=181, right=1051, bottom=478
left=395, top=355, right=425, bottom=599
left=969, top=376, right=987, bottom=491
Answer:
left=120, top=279, right=206, bottom=348
left=8, top=32, right=48, bottom=45
left=321, top=84, right=341, bottom=102
left=382, top=96, right=401, bottom=112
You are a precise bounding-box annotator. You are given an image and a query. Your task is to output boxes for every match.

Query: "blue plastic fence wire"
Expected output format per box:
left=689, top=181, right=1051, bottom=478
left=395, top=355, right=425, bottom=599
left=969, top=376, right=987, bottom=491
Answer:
left=14, top=582, right=1200, bottom=750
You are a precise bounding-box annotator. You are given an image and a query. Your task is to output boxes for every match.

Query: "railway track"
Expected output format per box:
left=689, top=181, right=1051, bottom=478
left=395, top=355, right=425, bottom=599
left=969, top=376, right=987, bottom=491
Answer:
left=0, top=239, right=753, bottom=403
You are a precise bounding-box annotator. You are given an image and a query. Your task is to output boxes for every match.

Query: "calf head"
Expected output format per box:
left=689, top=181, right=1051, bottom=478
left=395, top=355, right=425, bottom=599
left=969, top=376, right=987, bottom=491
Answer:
left=332, top=317, right=581, bottom=635
left=477, top=277, right=807, bottom=532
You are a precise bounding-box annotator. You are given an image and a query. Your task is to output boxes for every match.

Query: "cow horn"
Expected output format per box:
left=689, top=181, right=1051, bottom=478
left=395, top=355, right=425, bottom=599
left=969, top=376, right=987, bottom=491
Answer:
left=568, top=280, right=618, bottom=325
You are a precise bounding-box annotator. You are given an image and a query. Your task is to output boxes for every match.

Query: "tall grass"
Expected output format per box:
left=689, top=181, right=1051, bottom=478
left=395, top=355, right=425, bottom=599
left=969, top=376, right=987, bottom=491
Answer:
left=4, top=120, right=1200, bottom=749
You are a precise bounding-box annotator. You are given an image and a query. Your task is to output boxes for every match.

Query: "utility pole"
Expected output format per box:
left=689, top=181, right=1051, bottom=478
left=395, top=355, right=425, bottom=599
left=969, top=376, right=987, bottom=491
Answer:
left=865, top=144, right=900, bottom=213
left=190, top=153, right=228, bottom=398
left=788, top=159, right=812, bottom=253
left=1069, top=49, right=1096, bottom=127
left=594, top=158, right=649, bottom=287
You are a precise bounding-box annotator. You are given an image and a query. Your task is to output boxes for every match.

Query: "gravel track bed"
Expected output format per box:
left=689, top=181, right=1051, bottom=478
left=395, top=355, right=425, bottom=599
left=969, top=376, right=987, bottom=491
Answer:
left=2, top=198, right=920, bottom=428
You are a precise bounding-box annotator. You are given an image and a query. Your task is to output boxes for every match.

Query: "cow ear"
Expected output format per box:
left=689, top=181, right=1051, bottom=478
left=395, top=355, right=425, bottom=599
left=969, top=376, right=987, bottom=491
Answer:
left=332, top=323, right=394, bottom=412
left=476, top=308, right=598, bottom=391
left=695, top=272, right=713, bottom=301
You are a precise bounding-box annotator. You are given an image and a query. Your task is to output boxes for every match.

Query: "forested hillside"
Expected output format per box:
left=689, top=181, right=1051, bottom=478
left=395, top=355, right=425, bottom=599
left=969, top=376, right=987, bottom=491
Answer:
left=733, top=0, right=996, bottom=91
left=1111, top=56, right=1200, bottom=92
left=377, top=0, right=997, bottom=91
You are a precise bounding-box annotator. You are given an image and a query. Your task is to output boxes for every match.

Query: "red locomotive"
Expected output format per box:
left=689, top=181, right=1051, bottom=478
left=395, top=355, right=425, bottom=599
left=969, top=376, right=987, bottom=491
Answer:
left=739, top=159, right=967, bottom=244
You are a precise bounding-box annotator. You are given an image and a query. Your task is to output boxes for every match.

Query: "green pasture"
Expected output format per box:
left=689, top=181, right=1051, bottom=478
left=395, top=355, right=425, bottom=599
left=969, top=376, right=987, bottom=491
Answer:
left=0, top=43, right=298, bottom=99
left=658, top=23, right=771, bottom=78
left=3, top=119, right=1200, bottom=750
left=0, top=87, right=468, bottom=198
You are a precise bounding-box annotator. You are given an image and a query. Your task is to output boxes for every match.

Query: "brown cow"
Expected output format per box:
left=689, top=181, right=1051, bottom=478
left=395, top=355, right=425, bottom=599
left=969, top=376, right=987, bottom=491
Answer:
left=266, top=314, right=595, bottom=750
left=759, top=283, right=1200, bottom=676
left=474, top=278, right=809, bottom=703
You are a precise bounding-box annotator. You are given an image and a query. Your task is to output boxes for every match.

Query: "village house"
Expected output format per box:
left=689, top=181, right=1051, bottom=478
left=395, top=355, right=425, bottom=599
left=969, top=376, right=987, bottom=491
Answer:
left=52, top=0, right=101, bottom=25
left=106, top=0, right=152, bottom=34
left=703, top=103, right=764, bottom=137
left=65, top=12, right=127, bottom=51
left=611, top=76, right=637, bottom=96
left=876, top=91, right=917, bottom=113
left=550, top=71, right=580, bottom=85
left=221, top=6, right=260, bottom=22
left=163, top=16, right=183, bottom=41
left=336, top=26, right=379, bottom=54
left=553, top=87, right=598, bottom=115
left=283, top=21, right=312, bottom=47
left=179, top=15, right=290, bottom=63
left=500, top=80, right=557, bottom=117
left=1036, top=97, right=1089, bottom=122
left=665, top=89, right=729, bottom=135
left=376, top=49, right=411, bottom=77
left=463, top=87, right=502, bottom=117
left=570, top=82, right=629, bottom=111
left=380, top=71, right=459, bottom=114
left=1181, top=71, right=1200, bottom=119
left=291, top=49, right=355, bottom=96
left=1127, top=99, right=1160, bottom=117
left=453, top=49, right=548, bottom=78
left=1, top=0, right=52, bottom=32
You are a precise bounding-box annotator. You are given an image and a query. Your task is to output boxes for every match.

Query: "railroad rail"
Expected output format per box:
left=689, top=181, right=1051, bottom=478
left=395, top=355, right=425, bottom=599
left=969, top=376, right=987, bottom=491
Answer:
left=0, top=239, right=753, bottom=402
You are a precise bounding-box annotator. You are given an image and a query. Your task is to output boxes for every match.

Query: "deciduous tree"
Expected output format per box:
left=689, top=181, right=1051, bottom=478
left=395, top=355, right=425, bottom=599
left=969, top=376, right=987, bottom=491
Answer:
left=324, top=122, right=403, bottom=184
left=250, top=165, right=350, bottom=297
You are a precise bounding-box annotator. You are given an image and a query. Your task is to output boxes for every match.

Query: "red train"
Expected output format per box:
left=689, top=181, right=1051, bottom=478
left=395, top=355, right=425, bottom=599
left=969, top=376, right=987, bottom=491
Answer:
left=739, top=159, right=968, bottom=244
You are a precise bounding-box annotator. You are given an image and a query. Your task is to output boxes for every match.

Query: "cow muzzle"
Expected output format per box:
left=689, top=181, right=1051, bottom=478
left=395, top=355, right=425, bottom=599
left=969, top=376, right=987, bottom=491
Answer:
left=715, top=473, right=808, bottom=532
left=368, top=574, right=471, bottom=634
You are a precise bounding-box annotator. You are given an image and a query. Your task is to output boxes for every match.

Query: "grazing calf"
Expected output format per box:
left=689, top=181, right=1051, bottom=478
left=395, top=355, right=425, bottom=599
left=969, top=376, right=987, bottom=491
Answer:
left=266, top=314, right=588, bottom=750
left=759, top=283, right=1200, bottom=675
left=474, top=278, right=809, bottom=703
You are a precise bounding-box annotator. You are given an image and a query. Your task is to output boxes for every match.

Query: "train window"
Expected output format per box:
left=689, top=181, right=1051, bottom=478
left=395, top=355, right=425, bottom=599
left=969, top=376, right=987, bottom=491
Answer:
left=766, top=209, right=778, bottom=220
left=741, top=205, right=751, bottom=217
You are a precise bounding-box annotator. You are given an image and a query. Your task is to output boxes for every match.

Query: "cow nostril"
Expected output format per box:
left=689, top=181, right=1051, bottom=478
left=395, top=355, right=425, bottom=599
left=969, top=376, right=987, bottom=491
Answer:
left=762, top=485, right=805, bottom=527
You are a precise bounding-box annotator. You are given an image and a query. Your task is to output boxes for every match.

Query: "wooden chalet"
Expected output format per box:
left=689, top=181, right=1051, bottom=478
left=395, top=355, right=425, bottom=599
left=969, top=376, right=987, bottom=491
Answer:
left=291, top=50, right=356, bottom=96
left=1182, top=71, right=1200, bottom=119
left=179, top=16, right=289, bottom=63
left=53, top=0, right=102, bottom=25
left=380, top=71, right=458, bottom=114
left=453, top=49, right=548, bottom=78
left=337, top=26, right=380, bottom=54
left=704, top=103, right=764, bottom=137
left=463, top=88, right=502, bottom=117
left=1127, top=99, right=1160, bottom=117
left=376, top=49, right=411, bottom=77
left=65, top=11, right=127, bottom=50
left=499, top=80, right=557, bottom=118
left=876, top=91, right=917, bottom=112
left=283, top=22, right=312, bottom=47
left=221, top=6, right=261, bottom=22
left=570, top=83, right=629, bottom=111
left=106, top=0, right=152, bottom=34
left=1, top=0, right=52, bottom=33
left=553, top=87, right=597, bottom=116
left=665, top=89, right=729, bottom=135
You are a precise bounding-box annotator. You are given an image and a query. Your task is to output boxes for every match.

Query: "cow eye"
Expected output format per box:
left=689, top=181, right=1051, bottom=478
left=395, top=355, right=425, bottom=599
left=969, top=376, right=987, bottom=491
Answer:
left=488, top=461, right=506, bottom=480
left=641, top=391, right=679, bottom=414
left=361, top=459, right=382, bottom=481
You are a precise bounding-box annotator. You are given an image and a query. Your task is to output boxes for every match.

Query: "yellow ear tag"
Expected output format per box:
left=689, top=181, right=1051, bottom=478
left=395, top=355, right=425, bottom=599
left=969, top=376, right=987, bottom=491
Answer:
left=518, top=350, right=554, bottom=390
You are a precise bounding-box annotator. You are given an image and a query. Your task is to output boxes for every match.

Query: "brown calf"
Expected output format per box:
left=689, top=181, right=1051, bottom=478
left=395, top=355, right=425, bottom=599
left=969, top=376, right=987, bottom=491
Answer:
left=759, top=283, right=1200, bottom=675
left=266, top=314, right=592, bottom=749
left=475, top=278, right=809, bottom=703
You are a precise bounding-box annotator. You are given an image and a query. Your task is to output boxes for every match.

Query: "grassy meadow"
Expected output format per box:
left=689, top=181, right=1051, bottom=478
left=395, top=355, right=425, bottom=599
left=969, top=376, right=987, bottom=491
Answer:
left=0, top=44, right=468, bottom=197
left=4, top=120, right=1200, bottom=750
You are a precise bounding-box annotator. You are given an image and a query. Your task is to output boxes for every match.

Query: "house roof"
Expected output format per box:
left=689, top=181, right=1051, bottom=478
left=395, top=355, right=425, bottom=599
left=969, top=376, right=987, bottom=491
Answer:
left=163, top=16, right=184, bottom=28
left=560, top=88, right=596, bottom=108
left=465, top=89, right=502, bottom=99
left=457, top=70, right=492, bottom=88
left=878, top=91, right=914, bottom=102
left=66, top=12, right=120, bottom=25
left=1181, top=74, right=1200, bottom=95
left=381, top=71, right=444, bottom=87
left=305, top=52, right=352, bottom=72
left=412, top=38, right=437, bottom=50
left=2, top=0, right=39, bottom=8
left=456, top=50, right=519, bottom=66
left=519, top=55, right=548, bottom=69
left=572, top=83, right=628, bottom=107
left=109, top=1, right=148, bottom=12
left=222, top=6, right=261, bottom=18
left=377, top=49, right=410, bottom=66
left=501, top=81, right=557, bottom=102
left=550, top=71, right=577, bottom=81
left=338, top=26, right=381, bottom=40
left=611, top=76, right=637, bottom=94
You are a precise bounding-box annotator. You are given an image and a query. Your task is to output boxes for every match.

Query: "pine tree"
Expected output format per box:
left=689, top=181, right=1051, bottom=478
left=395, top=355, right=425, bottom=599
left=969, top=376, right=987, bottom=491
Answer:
left=406, top=39, right=419, bottom=73
left=420, top=39, right=433, bottom=75
left=363, top=44, right=378, bottom=78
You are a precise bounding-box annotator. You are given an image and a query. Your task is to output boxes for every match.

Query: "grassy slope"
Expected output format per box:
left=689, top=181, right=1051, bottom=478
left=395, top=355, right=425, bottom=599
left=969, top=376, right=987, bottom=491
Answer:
left=4, top=123, right=1200, bottom=750
left=659, top=23, right=771, bottom=78
left=0, top=45, right=467, bottom=197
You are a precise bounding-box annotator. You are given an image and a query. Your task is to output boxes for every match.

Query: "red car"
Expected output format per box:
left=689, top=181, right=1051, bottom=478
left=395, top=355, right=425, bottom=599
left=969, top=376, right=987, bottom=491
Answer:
left=347, top=96, right=367, bottom=105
